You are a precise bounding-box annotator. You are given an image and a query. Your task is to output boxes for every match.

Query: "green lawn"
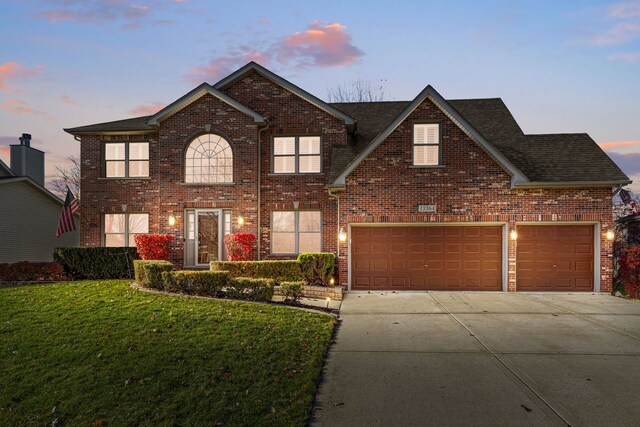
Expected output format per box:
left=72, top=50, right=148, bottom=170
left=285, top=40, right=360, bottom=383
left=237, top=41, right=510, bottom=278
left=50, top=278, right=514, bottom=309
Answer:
left=0, top=280, right=336, bottom=426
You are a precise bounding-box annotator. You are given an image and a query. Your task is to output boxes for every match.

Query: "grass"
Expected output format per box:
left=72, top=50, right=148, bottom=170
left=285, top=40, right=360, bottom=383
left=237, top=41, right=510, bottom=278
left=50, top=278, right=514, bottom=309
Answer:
left=0, top=280, right=336, bottom=426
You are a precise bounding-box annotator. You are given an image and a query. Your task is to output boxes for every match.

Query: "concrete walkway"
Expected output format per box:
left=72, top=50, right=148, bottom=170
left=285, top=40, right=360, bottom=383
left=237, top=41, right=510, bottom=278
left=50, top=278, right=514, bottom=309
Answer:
left=312, top=292, right=640, bottom=426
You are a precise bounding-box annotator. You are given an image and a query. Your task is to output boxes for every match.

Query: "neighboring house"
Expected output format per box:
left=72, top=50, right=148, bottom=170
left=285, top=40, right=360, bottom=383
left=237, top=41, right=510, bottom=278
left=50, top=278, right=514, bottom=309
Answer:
left=0, top=135, right=79, bottom=263
left=65, top=62, right=630, bottom=293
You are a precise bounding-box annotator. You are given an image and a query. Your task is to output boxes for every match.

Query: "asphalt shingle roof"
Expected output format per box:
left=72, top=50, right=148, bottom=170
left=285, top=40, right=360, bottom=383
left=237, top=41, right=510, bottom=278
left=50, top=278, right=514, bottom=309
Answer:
left=64, top=116, right=154, bottom=134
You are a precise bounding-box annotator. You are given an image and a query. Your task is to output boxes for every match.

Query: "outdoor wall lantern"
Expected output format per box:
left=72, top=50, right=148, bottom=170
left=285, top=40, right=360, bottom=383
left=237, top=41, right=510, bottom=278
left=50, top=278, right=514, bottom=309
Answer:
left=338, top=227, right=347, bottom=242
left=606, top=230, right=615, bottom=241
left=168, top=215, right=176, bottom=226
left=237, top=215, right=245, bottom=226
left=510, top=229, right=518, bottom=241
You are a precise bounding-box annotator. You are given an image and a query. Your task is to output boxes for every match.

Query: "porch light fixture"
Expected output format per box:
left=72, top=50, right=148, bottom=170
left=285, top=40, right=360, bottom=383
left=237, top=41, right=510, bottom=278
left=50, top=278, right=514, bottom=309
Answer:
left=329, top=277, right=335, bottom=286
left=237, top=215, right=245, bottom=226
left=510, top=229, right=518, bottom=241
left=326, top=297, right=331, bottom=308
left=606, top=230, right=615, bottom=241
left=168, top=215, right=176, bottom=226
left=338, top=227, right=347, bottom=242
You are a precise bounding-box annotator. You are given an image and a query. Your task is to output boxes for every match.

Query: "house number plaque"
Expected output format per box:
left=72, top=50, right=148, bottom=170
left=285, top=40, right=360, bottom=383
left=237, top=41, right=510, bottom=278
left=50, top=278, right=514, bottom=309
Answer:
left=418, top=204, right=437, bottom=213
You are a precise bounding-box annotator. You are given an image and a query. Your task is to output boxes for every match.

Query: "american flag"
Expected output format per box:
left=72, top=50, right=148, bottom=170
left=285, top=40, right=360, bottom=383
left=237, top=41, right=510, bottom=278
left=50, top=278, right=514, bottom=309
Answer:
left=57, top=187, right=79, bottom=237
left=619, top=188, right=639, bottom=215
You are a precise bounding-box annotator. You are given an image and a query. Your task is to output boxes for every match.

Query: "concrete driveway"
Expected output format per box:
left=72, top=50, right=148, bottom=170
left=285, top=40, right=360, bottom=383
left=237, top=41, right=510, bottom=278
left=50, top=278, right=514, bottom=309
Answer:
left=312, top=292, right=640, bottom=426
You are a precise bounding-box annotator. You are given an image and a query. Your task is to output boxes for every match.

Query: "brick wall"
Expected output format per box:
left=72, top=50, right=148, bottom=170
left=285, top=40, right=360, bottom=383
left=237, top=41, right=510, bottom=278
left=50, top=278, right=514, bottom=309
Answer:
left=336, top=96, right=614, bottom=291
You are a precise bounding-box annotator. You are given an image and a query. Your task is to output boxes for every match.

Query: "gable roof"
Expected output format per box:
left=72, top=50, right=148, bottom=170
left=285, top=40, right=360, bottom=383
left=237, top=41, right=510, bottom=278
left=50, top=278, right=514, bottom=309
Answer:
left=213, top=62, right=356, bottom=128
left=329, top=96, right=631, bottom=188
left=330, top=85, right=529, bottom=188
left=0, top=158, right=16, bottom=177
left=147, top=83, right=266, bottom=126
left=64, top=115, right=154, bottom=135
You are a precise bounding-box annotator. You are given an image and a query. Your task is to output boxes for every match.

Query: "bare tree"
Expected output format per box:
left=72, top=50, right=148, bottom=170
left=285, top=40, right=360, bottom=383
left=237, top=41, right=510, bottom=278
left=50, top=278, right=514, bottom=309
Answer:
left=50, top=156, right=80, bottom=201
left=327, top=78, right=388, bottom=103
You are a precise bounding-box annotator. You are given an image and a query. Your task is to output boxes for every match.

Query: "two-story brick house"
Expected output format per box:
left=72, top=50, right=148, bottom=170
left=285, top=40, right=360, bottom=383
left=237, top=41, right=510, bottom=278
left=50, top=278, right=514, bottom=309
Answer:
left=65, top=62, right=630, bottom=292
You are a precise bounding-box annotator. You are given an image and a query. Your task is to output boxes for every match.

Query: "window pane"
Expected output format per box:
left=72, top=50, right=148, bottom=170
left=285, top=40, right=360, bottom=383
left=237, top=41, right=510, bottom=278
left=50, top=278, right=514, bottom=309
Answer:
left=105, top=234, right=125, bottom=247
left=299, top=232, right=321, bottom=252
left=274, top=156, right=295, bottom=173
left=299, top=155, right=321, bottom=173
left=299, top=137, right=320, bottom=155
left=128, top=234, right=139, bottom=247
left=299, top=211, right=321, bottom=232
left=414, top=124, right=439, bottom=145
left=106, top=161, right=126, bottom=177
left=129, top=142, right=149, bottom=160
left=273, top=211, right=295, bottom=232
left=413, top=145, right=439, bottom=166
left=272, top=232, right=295, bottom=253
left=105, top=143, right=125, bottom=160
left=129, top=160, right=149, bottom=177
left=104, top=214, right=125, bottom=233
left=187, top=211, right=195, bottom=240
left=129, top=214, right=149, bottom=234
left=274, top=137, right=295, bottom=155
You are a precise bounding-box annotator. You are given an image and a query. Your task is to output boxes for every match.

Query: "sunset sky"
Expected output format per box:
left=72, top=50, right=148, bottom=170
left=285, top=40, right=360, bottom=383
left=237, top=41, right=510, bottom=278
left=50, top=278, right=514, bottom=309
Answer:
left=1, top=0, right=639, bottom=192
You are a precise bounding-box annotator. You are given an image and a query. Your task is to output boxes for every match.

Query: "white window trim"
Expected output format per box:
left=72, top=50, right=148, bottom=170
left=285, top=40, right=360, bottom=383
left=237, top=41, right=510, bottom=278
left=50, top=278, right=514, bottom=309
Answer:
left=412, top=123, right=441, bottom=166
left=104, top=141, right=150, bottom=178
left=272, top=136, right=322, bottom=174
left=271, top=210, right=322, bottom=255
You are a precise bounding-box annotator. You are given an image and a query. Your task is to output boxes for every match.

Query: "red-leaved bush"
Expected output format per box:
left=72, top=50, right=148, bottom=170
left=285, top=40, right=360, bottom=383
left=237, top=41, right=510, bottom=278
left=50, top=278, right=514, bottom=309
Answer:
left=0, top=261, right=67, bottom=282
left=134, top=234, right=174, bottom=260
left=224, top=233, right=256, bottom=261
left=619, top=245, right=640, bottom=299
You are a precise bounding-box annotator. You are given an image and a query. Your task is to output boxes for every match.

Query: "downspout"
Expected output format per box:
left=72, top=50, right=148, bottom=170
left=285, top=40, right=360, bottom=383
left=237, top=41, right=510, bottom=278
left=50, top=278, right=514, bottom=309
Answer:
left=257, top=121, right=270, bottom=260
left=328, top=188, right=340, bottom=282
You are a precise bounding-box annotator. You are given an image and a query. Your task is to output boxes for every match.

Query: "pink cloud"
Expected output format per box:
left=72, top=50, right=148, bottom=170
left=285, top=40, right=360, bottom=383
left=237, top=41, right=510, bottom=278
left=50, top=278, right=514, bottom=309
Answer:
left=607, top=51, right=640, bottom=63
left=600, top=140, right=640, bottom=148
left=35, top=0, right=184, bottom=27
left=277, top=21, right=364, bottom=67
left=0, top=62, right=45, bottom=92
left=0, top=144, right=9, bottom=162
left=588, top=22, right=640, bottom=45
left=60, top=95, right=76, bottom=105
left=128, top=102, right=166, bottom=115
left=0, top=98, right=48, bottom=116
left=187, top=51, right=271, bottom=84
left=609, top=2, right=640, bottom=19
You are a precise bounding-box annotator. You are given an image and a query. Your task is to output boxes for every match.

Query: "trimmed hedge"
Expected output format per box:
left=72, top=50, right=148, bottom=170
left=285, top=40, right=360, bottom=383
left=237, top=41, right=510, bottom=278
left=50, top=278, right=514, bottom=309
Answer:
left=227, top=277, right=275, bottom=302
left=280, top=281, right=304, bottom=303
left=298, top=253, right=335, bottom=286
left=162, top=270, right=230, bottom=296
left=134, top=260, right=173, bottom=289
left=0, top=262, right=68, bottom=282
left=54, top=247, right=139, bottom=280
left=211, top=260, right=302, bottom=284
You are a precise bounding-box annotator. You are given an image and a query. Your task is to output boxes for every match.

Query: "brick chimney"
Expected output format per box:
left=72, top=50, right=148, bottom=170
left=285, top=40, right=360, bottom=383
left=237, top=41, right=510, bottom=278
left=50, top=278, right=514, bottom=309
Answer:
left=10, top=133, right=45, bottom=186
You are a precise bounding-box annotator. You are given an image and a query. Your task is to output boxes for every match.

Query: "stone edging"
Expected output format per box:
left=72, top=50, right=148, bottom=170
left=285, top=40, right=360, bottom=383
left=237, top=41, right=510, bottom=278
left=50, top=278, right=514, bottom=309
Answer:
left=130, top=282, right=339, bottom=317
left=273, top=284, right=343, bottom=301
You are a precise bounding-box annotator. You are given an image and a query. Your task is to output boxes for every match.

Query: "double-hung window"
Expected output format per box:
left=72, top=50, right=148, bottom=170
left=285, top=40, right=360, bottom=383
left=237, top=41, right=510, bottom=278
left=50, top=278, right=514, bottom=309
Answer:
left=104, top=213, right=149, bottom=247
left=273, top=136, right=321, bottom=174
left=104, top=142, right=149, bottom=177
left=412, top=124, right=440, bottom=166
left=271, top=211, right=321, bottom=254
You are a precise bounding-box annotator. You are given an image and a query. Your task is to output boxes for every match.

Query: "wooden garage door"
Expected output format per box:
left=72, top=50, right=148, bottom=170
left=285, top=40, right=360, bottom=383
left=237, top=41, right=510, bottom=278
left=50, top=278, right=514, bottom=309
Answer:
left=351, top=226, right=502, bottom=291
left=517, top=225, right=594, bottom=291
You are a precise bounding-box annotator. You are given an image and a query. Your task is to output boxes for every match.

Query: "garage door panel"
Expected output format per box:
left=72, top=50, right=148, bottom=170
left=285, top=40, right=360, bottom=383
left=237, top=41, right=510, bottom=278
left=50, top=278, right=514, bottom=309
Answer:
left=351, top=226, right=502, bottom=291
left=517, top=225, right=594, bottom=292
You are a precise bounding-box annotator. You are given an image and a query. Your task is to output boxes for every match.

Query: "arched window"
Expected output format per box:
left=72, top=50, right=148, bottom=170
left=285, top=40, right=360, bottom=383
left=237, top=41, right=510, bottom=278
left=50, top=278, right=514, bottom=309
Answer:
left=185, top=134, right=233, bottom=183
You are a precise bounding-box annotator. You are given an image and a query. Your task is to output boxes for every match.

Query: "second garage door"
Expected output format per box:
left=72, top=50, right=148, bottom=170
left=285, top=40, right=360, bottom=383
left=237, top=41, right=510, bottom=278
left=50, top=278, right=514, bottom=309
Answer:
left=351, top=226, right=503, bottom=291
left=516, top=225, right=594, bottom=291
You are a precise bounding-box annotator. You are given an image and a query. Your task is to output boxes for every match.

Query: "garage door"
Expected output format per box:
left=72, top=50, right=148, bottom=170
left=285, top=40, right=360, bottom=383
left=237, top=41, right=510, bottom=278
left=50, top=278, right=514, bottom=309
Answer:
left=517, top=225, right=594, bottom=291
left=351, top=226, right=502, bottom=291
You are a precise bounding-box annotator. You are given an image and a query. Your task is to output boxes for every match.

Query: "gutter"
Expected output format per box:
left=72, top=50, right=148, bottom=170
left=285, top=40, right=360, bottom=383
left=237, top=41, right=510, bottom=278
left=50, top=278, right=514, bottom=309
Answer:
left=513, top=180, right=632, bottom=189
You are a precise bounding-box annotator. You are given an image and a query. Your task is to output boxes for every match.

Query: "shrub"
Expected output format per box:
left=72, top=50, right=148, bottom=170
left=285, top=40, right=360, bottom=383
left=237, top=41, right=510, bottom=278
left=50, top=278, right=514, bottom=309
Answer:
left=211, top=260, right=302, bottom=284
left=224, top=233, right=257, bottom=261
left=134, top=260, right=173, bottom=289
left=54, top=247, right=139, bottom=279
left=227, top=277, right=275, bottom=301
left=280, top=281, right=304, bottom=303
left=162, top=270, right=229, bottom=296
left=0, top=262, right=67, bottom=282
left=619, top=245, right=640, bottom=298
left=134, top=234, right=173, bottom=260
left=298, top=253, right=335, bottom=286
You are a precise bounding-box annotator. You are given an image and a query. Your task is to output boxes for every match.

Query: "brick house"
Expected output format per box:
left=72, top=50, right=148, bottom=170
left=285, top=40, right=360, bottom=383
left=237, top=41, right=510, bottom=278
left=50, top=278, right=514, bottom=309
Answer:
left=65, top=62, right=630, bottom=293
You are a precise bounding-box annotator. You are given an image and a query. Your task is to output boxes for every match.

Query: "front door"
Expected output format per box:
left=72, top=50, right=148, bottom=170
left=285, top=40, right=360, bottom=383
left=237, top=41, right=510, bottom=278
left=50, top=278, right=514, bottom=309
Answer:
left=185, top=209, right=226, bottom=267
